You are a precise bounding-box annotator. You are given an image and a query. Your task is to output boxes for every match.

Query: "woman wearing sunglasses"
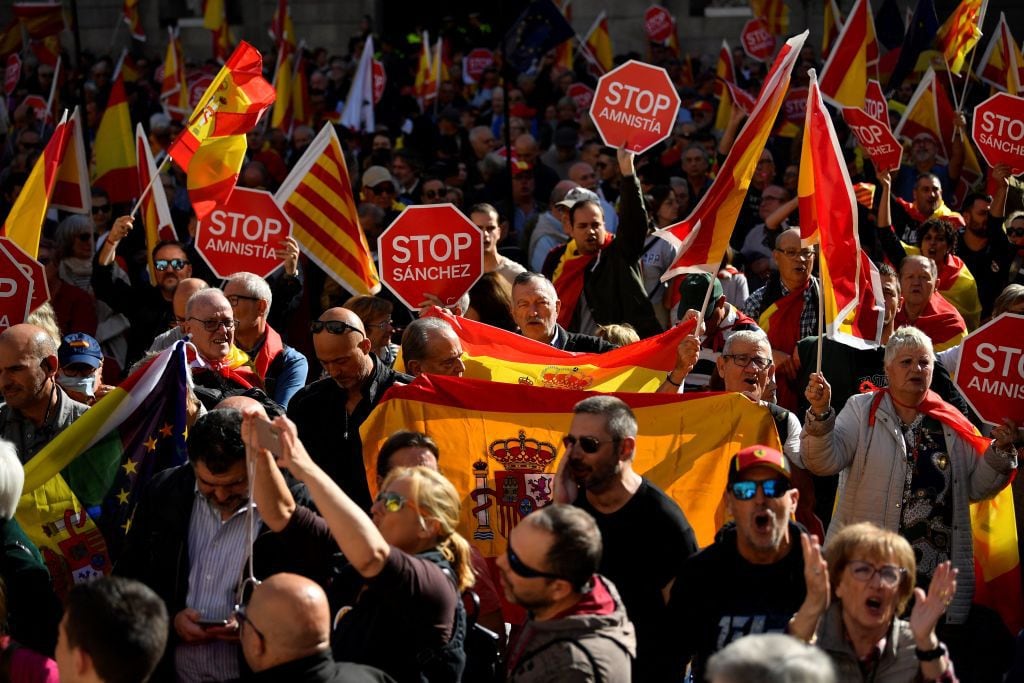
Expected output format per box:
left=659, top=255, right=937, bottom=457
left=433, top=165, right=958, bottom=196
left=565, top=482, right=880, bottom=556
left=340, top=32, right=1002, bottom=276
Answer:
left=242, top=411, right=471, bottom=682
left=791, top=522, right=956, bottom=682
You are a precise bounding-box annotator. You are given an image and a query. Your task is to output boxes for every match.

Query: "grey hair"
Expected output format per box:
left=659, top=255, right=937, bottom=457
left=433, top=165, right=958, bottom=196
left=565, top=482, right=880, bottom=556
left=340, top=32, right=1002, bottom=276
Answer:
left=722, top=329, right=771, bottom=355
left=705, top=633, right=836, bottom=683
left=401, top=317, right=456, bottom=364
left=993, top=284, right=1024, bottom=317
left=185, top=288, right=229, bottom=318
left=899, top=254, right=938, bottom=280
left=884, top=326, right=935, bottom=366
left=54, top=214, right=94, bottom=258
left=224, top=272, right=272, bottom=311
left=572, top=395, right=637, bottom=440
left=0, top=439, right=25, bottom=519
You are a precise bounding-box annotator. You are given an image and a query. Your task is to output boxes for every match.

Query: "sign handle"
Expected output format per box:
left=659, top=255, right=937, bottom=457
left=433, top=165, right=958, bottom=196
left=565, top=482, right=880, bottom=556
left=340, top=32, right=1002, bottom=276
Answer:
left=815, top=276, right=824, bottom=376
left=129, top=155, right=172, bottom=219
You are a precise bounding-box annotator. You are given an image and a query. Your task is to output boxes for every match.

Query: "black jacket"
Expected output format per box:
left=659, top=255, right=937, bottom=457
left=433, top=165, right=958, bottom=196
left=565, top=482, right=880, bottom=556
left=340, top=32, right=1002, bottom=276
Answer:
left=248, top=651, right=396, bottom=682
left=553, top=325, right=618, bottom=354
left=0, top=518, right=62, bottom=656
left=91, top=259, right=175, bottom=368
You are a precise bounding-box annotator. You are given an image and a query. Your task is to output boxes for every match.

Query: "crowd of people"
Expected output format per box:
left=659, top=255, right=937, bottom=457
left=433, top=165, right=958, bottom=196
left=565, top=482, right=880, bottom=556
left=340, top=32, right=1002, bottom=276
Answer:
left=1, top=6, right=1023, bottom=683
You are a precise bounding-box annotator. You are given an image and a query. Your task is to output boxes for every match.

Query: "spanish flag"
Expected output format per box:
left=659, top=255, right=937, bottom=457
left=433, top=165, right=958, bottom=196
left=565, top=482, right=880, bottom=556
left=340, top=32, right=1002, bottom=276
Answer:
left=268, top=0, right=295, bottom=52
left=123, top=0, right=145, bottom=41
left=360, top=375, right=784, bottom=553
left=893, top=292, right=966, bottom=352
left=583, top=11, right=613, bottom=73
left=91, top=59, right=137, bottom=205
left=713, top=40, right=736, bottom=134
left=275, top=123, right=380, bottom=296
left=413, top=31, right=433, bottom=102
left=291, top=46, right=312, bottom=129
left=553, top=0, right=574, bottom=70
left=160, top=27, right=189, bottom=121
left=1, top=110, right=73, bottom=258
left=822, top=0, right=842, bottom=55
left=50, top=107, right=91, bottom=215
left=818, top=0, right=879, bottom=109
left=799, top=69, right=884, bottom=350
left=936, top=0, right=985, bottom=75
left=416, top=307, right=698, bottom=392
left=750, top=0, right=789, bottom=35
left=549, top=234, right=610, bottom=329
left=972, top=488, right=1023, bottom=633
left=657, top=31, right=808, bottom=278
left=976, top=12, right=1024, bottom=94
left=202, top=0, right=232, bottom=62
left=11, top=2, right=64, bottom=40
left=168, top=41, right=275, bottom=221
left=136, top=123, right=175, bottom=286
left=271, top=45, right=294, bottom=131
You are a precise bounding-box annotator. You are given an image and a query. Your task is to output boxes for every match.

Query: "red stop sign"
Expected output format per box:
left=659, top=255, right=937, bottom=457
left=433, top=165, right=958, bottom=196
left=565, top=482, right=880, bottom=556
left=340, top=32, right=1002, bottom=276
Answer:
left=188, top=73, right=214, bottom=109
left=590, top=60, right=681, bottom=154
left=841, top=107, right=903, bottom=172
left=465, top=49, right=494, bottom=83
left=955, top=313, right=1024, bottom=427
left=567, top=83, right=594, bottom=114
left=0, top=240, right=35, bottom=331
left=4, top=54, right=20, bottom=97
left=865, top=80, right=889, bottom=125
left=196, top=187, right=292, bottom=280
left=378, top=204, right=483, bottom=311
left=0, top=237, right=48, bottom=313
left=372, top=59, right=386, bottom=104
left=972, top=92, right=1024, bottom=174
left=741, top=18, right=776, bottom=62
left=644, top=6, right=674, bottom=42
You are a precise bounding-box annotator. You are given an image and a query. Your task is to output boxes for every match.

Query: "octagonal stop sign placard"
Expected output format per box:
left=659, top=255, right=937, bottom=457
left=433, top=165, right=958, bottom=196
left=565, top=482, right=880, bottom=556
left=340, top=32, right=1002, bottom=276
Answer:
left=378, top=204, right=483, bottom=311
left=0, top=237, right=49, bottom=313
left=972, top=92, right=1024, bottom=175
left=741, top=18, right=776, bottom=63
left=0, top=240, right=34, bottom=331
left=590, top=60, right=681, bottom=154
left=955, top=313, right=1024, bottom=427
left=196, top=187, right=292, bottom=279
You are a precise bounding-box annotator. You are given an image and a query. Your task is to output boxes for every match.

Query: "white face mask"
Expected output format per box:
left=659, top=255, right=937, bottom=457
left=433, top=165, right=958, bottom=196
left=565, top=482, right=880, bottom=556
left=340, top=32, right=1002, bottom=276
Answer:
left=57, top=373, right=96, bottom=398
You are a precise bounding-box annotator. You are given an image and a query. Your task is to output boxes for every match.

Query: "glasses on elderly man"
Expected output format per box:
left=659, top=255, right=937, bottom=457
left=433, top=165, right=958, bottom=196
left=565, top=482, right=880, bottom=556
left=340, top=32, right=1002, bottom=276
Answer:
left=188, top=317, right=237, bottom=332
left=722, top=354, right=772, bottom=371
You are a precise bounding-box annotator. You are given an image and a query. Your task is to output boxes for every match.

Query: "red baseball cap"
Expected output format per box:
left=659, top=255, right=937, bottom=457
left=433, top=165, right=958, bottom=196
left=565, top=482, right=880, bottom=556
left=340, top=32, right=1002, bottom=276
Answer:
left=728, top=445, right=791, bottom=482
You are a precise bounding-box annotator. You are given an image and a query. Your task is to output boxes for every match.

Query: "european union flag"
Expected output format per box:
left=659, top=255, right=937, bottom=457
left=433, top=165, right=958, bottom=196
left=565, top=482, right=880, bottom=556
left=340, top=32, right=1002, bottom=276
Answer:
left=503, top=0, right=575, bottom=73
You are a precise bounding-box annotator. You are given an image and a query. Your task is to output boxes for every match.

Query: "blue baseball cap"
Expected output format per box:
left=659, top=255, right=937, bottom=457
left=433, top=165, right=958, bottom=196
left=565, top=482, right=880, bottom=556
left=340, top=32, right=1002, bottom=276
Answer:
left=58, top=333, right=103, bottom=369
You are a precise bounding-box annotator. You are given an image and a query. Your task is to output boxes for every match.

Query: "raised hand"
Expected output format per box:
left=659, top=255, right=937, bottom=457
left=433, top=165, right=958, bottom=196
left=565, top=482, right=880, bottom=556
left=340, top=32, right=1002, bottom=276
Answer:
left=805, top=372, right=832, bottom=416
left=909, top=561, right=957, bottom=649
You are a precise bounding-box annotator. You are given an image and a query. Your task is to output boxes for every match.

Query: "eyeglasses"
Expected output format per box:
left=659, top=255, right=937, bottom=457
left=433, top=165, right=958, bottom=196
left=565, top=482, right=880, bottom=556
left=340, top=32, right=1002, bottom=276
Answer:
left=506, top=545, right=562, bottom=581
left=729, top=477, right=791, bottom=500
left=365, top=319, right=393, bottom=330
left=233, top=604, right=265, bottom=642
left=1007, top=228, right=1024, bottom=238
left=226, top=294, right=261, bottom=306
left=188, top=317, right=237, bottom=332
left=154, top=258, right=190, bottom=271
left=562, top=434, right=617, bottom=454
left=371, top=183, right=395, bottom=194
left=375, top=490, right=421, bottom=514
left=774, top=247, right=815, bottom=260
left=847, top=560, right=906, bottom=588
left=91, top=205, right=110, bottom=214
left=75, top=232, right=95, bottom=242
left=310, top=319, right=365, bottom=336
left=722, top=354, right=772, bottom=370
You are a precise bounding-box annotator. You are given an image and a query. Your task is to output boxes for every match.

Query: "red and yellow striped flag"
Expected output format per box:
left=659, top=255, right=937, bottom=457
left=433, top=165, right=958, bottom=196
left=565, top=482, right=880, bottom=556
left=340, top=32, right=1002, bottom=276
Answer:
left=976, top=12, right=1024, bottom=94
left=268, top=0, right=295, bottom=52
left=360, top=375, right=784, bottom=554
left=936, top=0, right=985, bottom=75
left=1, top=110, right=73, bottom=257
left=822, top=0, right=842, bottom=54
left=799, top=69, right=883, bottom=350
left=553, top=0, right=574, bottom=71
left=91, top=63, right=137, bottom=205
left=160, top=27, right=189, bottom=121
left=12, top=2, right=64, bottom=40
left=291, top=47, right=312, bottom=129
left=657, top=31, right=808, bottom=278
left=167, top=41, right=275, bottom=221
left=50, top=107, right=91, bottom=215
left=819, top=0, right=879, bottom=108
left=416, top=307, right=698, bottom=392
left=583, top=11, right=613, bottom=74
left=275, top=123, right=380, bottom=296
left=136, top=123, right=176, bottom=286
left=202, top=0, right=232, bottom=62
left=123, top=0, right=145, bottom=41
left=713, top=40, right=736, bottom=133
left=750, top=0, right=789, bottom=35
left=413, top=32, right=433, bottom=102
left=971, top=489, right=1022, bottom=634
left=271, top=46, right=294, bottom=131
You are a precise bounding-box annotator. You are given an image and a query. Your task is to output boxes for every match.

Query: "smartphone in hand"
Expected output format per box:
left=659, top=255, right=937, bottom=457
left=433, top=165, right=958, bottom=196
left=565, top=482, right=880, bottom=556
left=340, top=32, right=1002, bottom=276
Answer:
left=253, top=418, right=282, bottom=458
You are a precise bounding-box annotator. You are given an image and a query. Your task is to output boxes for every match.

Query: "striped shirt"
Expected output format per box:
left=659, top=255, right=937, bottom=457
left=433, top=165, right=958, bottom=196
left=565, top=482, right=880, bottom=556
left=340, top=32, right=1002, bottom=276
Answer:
left=174, top=488, right=260, bottom=683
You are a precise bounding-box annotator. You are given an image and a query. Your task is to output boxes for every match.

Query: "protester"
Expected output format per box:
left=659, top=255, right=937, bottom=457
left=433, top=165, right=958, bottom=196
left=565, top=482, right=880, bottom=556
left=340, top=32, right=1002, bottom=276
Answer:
left=705, top=633, right=836, bottom=683
left=343, top=295, right=399, bottom=368
left=148, top=277, right=208, bottom=353
left=401, top=317, right=466, bottom=378
left=56, top=332, right=115, bottom=405
left=892, top=255, right=967, bottom=352
left=472, top=203, right=526, bottom=286
left=184, top=289, right=265, bottom=408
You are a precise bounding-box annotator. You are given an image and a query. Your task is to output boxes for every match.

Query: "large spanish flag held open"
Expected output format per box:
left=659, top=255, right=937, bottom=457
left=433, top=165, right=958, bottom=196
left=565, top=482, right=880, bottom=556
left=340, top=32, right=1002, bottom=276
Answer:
left=50, top=107, right=91, bottom=215
left=971, top=487, right=1022, bottom=634
left=413, top=307, right=698, bottom=392
left=275, top=123, right=380, bottom=296
left=657, top=31, right=808, bottom=279
left=91, top=61, right=137, bottom=205
left=818, top=0, right=879, bottom=109
left=799, top=70, right=884, bottom=350
left=1, top=110, right=73, bottom=257
left=936, top=0, right=985, bottom=75
left=168, top=41, right=275, bottom=221
left=976, top=12, right=1024, bottom=94
left=361, top=375, right=783, bottom=553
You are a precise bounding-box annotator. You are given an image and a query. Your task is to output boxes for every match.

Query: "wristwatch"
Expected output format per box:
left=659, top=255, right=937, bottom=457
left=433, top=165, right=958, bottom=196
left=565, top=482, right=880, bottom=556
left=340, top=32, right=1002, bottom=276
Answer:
left=914, top=644, right=945, bottom=661
left=809, top=407, right=833, bottom=421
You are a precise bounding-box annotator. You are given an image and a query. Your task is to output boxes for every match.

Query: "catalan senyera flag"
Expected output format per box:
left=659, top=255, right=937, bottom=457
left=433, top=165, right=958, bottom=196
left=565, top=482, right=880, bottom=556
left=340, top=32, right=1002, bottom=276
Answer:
left=971, top=487, right=1023, bottom=634
left=750, top=0, right=789, bottom=35
left=202, top=0, right=232, bottom=62
left=413, top=31, right=433, bottom=102
left=270, top=45, right=294, bottom=131
left=976, top=12, right=1024, bottom=94
left=50, top=107, right=91, bottom=215
left=414, top=307, right=698, bottom=392
left=823, top=0, right=842, bottom=55
left=583, top=11, right=613, bottom=74
left=123, top=0, right=145, bottom=41
left=799, top=69, right=883, bottom=350
left=818, top=0, right=879, bottom=109
left=360, top=375, right=784, bottom=555
left=16, top=341, right=189, bottom=595
left=161, top=27, right=189, bottom=121
left=713, top=40, right=736, bottom=133
left=12, top=2, right=64, bottom=40
left=275, top=123, right=380, bottom=295
left=91, top=63, right=137, bottom=205
left=656, top=31, right=808, bottom=279
left=1, top=110, right=72, bottom=257
left=136, top=123, right=176, bottom=286
left=936, top=0, right=985, bottom=75
left=268, top=0, right=295, bottom=52
left=168, top=41, right=275, bottom=221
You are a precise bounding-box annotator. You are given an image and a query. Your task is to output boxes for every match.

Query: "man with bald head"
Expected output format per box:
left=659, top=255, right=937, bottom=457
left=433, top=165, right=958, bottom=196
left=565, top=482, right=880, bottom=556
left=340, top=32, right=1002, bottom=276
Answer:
left=0, top=324, right=88, bottom=461
left=148, top=278, right=208, bottom=353
left=185, top=289, right=263, bottom=409
left=240, top=573, right=394, bottom=681
left=287, top=308, right=412, bottom=510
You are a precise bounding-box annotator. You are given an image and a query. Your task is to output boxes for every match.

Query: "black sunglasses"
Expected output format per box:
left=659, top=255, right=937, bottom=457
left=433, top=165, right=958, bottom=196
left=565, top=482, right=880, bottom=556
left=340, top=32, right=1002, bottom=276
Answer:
left=506, top=545, right=562, bottom=581
left=310, top=319, right=365, bottom=337
left=562, top=434, right=617, bottom=454
left=371, top=183, right=395, bottom=194
left=154, top=258, right=190, bottom=271
left=1007, top=227, right=1024, bottom=238
left=232, top=604, right=265, bottom=642
left=729, top=478, right=791, bottom=500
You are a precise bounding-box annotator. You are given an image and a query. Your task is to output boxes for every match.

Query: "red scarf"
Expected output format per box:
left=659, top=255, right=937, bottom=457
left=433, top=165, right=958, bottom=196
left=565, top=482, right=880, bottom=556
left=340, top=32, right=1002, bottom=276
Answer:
left=758, top=279, right=810, bottom=359
left=550, top=234, right=613, bottom=329
left=188, top=344, right=263, bottom=390
left=250, top=325, right=285, bottom=380
left=869, top=388, right=991, bottom=455
left=893, top=292, right=966, bottom=349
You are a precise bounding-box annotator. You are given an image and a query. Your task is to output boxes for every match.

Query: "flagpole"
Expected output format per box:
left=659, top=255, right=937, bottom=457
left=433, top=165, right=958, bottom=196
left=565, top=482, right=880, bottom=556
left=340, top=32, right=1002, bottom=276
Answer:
left=129, top=156, right=172, bottom=219
left=40, top=55, right=61, bottom=135
left=941, top=56, right=964, bottom=134
left=816, top=275, right=824, bottom=375
left=958, top=0, right=990, bottom=108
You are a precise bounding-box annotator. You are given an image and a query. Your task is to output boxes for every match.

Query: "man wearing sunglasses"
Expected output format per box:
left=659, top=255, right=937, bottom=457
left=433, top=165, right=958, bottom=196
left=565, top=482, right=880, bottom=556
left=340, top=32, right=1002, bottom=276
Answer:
left=668, top=445, right=828, bottom=682
left=554, top=395, right=697, bottom=681
left=498, top=505, right=636, bottom=682
left=287, top=308, right=412, bottom=511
